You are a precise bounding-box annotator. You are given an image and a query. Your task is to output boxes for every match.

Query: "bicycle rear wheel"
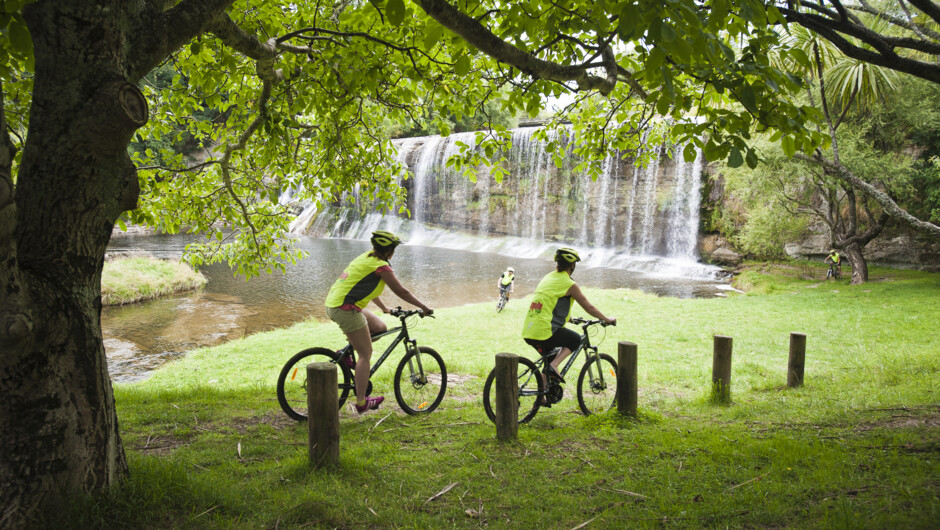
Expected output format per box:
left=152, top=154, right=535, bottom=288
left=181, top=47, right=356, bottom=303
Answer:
left=394, top=346, right=447, bottom=414
left=577, top=353, right=617, bottom=416
left=482, top=356, right=543, bottom=424
left=276, top=347, right=353, bottom=421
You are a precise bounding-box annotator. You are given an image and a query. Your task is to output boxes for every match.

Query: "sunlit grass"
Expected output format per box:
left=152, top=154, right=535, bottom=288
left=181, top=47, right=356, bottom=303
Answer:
left=101, top=256, right=206, bottom=305
left=51, top=263, right=938, bottom=528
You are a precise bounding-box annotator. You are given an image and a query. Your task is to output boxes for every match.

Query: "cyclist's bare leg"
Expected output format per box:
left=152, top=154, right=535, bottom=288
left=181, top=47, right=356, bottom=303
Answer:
left=541, top=347, right=572, bottom=388
left=345, top=324, right=374, bottom=403
left=363, top=308, right=387, bottom=336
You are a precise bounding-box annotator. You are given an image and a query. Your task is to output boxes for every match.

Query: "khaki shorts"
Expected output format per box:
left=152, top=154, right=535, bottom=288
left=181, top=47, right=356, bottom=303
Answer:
left=326, top=306, right=367, bottom=334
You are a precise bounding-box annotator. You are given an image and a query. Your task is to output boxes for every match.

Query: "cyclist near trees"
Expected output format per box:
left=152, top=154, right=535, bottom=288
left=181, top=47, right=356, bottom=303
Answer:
left=522, top=247, right=616, bottom=390
left=825, top=249, right=842, bottom=279
left=324, top=230, right=433, bottom=413
left=498, top=266, right=515, bottom=300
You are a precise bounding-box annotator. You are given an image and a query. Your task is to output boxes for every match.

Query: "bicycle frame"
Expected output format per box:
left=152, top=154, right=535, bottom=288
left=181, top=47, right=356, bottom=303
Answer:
left=336, top=312, right=422, bottom=378
left=532, top=319, right=606, bottom=383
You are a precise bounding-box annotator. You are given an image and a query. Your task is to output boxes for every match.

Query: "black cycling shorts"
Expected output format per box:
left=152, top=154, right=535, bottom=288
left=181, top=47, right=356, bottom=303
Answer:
left=524, top=326, right=580, bottom=357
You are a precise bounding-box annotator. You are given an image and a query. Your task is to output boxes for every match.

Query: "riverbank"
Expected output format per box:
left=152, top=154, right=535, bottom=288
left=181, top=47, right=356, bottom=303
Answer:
left=101, top=256, right=206, bottom=306
left=57, top=263, right=938, bottom=528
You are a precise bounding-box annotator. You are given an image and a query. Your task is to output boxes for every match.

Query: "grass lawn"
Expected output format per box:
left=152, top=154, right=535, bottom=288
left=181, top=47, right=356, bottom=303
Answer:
left=101, top=256, right=206, bottom=305
left=60, top=262, right=938, bottom=528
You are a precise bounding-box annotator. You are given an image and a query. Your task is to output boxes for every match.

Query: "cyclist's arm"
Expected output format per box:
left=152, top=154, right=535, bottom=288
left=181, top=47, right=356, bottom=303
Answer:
left=371, top=296, right=391, bottom=314
left=567, top=284, right=616, bottom=325
left=377, top=269, right=433, bottom=314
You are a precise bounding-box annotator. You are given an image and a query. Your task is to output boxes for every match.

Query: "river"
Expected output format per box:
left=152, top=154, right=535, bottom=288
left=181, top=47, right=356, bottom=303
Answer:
left=103, top=234, right=731, bottom=382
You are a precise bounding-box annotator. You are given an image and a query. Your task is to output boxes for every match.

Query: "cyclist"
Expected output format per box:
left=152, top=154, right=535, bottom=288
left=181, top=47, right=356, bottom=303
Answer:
left=497, top=266, right=515, bottom=302
left=522, top=247, right=616, bottom=391
left=325, top=230, right=433, bottom=413
left=825, top=249, right=841, bottom=278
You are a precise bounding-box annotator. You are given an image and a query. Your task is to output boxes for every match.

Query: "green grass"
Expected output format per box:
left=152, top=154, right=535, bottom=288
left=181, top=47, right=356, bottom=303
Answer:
left=101, top=256, right=207, bottom=305
left=54, top=262, right=939, bottom=528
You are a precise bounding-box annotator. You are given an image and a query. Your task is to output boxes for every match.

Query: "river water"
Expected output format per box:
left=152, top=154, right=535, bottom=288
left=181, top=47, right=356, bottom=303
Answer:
left=103, top=234, right=730, bottom=382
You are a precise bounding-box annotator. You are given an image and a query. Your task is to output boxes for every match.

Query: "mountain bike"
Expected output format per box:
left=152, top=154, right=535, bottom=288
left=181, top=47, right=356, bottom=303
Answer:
left=482, top=317, right=617, bottom=424
left=826, top=262, right=841, bottom=280
left=276, top=307, right=446, bottom=421
left=496, top=289, right=510, bottom=313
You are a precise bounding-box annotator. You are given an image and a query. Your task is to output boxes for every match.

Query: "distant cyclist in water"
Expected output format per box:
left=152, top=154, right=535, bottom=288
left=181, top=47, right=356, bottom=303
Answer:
left=324, top=230, right=433, bottom=413
left=498, top=266, right=515, bottom=302
left=522, top=248, right=616, bottom=388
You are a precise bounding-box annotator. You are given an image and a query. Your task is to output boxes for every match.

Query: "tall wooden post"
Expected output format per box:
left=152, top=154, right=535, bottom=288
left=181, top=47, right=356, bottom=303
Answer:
left=787, top=333, right=807, bottom=388
left=711, top=335, right=733, bottom=404
left=495, top=353, right=519, bottom=441
left=616, top=341, right=638, bottom=418
left=308, top=362, right=339, bottom=468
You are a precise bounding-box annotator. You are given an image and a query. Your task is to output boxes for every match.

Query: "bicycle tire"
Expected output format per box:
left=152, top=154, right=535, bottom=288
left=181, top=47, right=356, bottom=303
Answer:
left=394, top=346, right=447, bottom=414
left=276, top=347, right=353, bottom=421
left=482, top=356, right=543, bottom=424
left=577, top=353, right=618, bottom=416
left=496, top=295, right=507, bottom=313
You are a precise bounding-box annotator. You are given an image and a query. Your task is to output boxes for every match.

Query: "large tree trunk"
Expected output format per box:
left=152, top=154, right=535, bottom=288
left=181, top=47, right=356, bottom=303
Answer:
left=0, top=2, right=147, bottom=527
left=842, top=242, right=869, bottom=285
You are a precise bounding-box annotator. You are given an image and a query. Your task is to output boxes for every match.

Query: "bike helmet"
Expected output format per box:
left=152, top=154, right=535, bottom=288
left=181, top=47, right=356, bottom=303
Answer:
left=371, top=230, right=401, bottom=249
left=507, top=267, right=515, bottom=273
left=555, top=247, right=581, bottom=263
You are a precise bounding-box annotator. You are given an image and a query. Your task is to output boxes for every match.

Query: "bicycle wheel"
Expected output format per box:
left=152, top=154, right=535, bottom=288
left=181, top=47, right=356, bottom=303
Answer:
left=577, top=353, right=617, bottom=416
left=276, top=347, right=353, bottom=421
left=482, top=356, right=543, bottom=424
left=394, top=346, right=447, bottom=414
left=497, top=296, right=507, bottom=313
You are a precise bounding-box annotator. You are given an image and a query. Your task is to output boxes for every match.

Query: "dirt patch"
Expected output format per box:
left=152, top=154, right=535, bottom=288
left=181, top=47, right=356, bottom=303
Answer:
left=855, top=406, right=940, bottom=431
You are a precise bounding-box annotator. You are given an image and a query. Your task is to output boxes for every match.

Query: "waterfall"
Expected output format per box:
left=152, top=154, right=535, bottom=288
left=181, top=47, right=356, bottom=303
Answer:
left=292, top=126, right=717, bottom=279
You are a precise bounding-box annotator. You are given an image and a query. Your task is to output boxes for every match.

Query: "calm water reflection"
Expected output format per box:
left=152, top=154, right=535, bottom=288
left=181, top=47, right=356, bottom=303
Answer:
left=104, top=235, right=729, bottom=381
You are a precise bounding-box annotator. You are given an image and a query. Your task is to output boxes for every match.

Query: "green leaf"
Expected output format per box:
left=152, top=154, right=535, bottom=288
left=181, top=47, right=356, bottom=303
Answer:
left=745, top=148, right=759, bottom=169
left=8, top=16, right=32, bottom=56
left=190, top=41, right=202, bottom=55
left=781, top=135, right=796, bottom=158
left=727, top=147, right=744, bottom=168
left=455, top=55, right=470, bottom=76
left=386, top=0, right=406, bottom=26
left=683, top=143, right=698, bottom=163
left=424, top=23, right=444, bottom=50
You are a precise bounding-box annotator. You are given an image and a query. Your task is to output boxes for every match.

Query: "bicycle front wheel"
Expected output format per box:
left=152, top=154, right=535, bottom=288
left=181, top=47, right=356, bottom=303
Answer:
left=482, top=356, right=543, bottom=424
left=394, top=346, right=447, bottom=414
left=577, top=353, right=618, bottom=416
left=276, top=347, right=353, bottom=421
left=497, top=296, right=507, bottom=312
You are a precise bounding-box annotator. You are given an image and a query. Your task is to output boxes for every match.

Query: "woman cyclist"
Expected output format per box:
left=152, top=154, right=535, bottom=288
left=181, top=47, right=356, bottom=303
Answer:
left=522, top=247, right=616, bottom=390
left=324, top=230, right=433, bottom=413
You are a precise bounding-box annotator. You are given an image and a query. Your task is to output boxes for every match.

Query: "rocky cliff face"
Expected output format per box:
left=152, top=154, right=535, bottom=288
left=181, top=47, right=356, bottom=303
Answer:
left=784, top=228, right=940, bottom=271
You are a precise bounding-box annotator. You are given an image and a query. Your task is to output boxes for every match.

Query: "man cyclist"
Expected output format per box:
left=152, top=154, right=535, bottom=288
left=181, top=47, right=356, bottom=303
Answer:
left=497, top=266, right=515, bottom=303
left=825, top=249, right=841, bottom=278
left=325, top=230, right=433, bottom=413
left=521, top=247, right=616, bottom=391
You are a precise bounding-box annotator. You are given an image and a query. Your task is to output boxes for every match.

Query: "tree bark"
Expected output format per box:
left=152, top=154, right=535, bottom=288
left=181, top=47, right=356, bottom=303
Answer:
left=1, top=2, right=152, bottom=526
left=842, top=241, right=869, bottom=284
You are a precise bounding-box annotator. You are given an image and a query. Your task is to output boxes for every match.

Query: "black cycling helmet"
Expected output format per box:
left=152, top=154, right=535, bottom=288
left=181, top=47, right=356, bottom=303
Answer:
left=371, top=230, right=401, bottom=250
left=555, top=247, right=581, bottom=264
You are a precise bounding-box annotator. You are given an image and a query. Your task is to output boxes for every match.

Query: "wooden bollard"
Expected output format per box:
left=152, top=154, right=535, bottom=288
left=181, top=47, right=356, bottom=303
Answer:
left=494, top=353, right=519, bottom=441
left=787, top=333, right=807, bottom=388
left=307, top=362, right=339, bottom=468
left=711, top=335, right=733, bottom=404
left=616, top=341, right=638, bottom=418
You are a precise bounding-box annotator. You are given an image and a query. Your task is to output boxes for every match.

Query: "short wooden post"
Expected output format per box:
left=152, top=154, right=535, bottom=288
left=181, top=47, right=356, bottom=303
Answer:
left=494, top=353, right=519, bottom=441
left=616, top=341, right=638, bottom=418
left=787, top=333, right=807, bottom=388
left=711, top=335, right=733, bottom=404
left=307, top=362, right=339, bottom=468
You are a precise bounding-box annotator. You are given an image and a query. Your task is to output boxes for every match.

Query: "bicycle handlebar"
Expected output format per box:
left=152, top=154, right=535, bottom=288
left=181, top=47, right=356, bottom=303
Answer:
left=570, top=317, right=615, bottom=327
left=389, top=306, right=433, bottom=318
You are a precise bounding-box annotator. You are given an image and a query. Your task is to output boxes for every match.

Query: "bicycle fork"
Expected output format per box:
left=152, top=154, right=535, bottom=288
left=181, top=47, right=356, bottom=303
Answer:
left=404, top=339, right=427, bottom=384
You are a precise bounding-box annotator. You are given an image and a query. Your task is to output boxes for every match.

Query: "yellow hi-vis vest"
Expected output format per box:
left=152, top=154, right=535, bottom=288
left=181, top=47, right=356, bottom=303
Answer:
left=325, top=252, right=391, bottom=311
left=500, top=272, right=514, bottom=286
left=522, top=271, right=576, bottom=341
